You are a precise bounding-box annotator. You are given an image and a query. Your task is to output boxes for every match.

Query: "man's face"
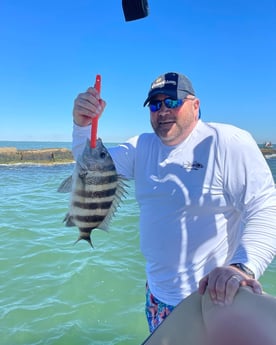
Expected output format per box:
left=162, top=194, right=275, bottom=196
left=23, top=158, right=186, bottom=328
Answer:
left=149, top=94, right=200, bottom=146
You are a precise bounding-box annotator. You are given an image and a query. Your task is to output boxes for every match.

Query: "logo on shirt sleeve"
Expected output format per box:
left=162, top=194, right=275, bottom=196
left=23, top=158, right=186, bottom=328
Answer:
left=183, top=161, right=204, bottom=170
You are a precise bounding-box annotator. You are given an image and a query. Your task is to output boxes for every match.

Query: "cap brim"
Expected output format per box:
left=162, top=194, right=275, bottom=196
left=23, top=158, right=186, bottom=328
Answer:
left=143, top=90, right=177, bottom=107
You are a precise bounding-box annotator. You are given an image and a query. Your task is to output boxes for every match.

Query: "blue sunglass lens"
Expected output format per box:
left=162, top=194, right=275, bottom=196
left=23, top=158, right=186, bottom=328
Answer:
left=149, top=101, right=161, bottom=112
left=149, top=98, right=183, bottom=112
left=164, top=99, right=182, bottom=108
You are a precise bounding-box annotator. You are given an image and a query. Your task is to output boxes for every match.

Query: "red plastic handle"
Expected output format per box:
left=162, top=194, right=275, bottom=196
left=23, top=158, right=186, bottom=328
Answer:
left=90, top=74, right=101, bottom=148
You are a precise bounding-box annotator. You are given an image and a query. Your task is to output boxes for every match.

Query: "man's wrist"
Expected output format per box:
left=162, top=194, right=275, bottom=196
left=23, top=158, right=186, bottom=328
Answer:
left=230, top=263, right=255, bottom=279
left=73, top=119, right=91, bottom=127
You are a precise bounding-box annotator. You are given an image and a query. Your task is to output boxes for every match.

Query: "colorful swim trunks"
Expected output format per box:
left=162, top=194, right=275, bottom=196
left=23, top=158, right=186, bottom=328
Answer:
left=145, top=282, right=175, bottom=333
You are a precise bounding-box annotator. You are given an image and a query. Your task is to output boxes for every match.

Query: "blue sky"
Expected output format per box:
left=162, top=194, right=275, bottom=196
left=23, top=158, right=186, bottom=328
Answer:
left=0, top=0, right=275, bottom=143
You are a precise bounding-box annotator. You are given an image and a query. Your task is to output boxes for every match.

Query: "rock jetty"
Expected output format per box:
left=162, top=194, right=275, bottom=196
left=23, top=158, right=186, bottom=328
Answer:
left=261, top=148, right=276, bottom=156
left=0, top=146, right=275, bottom=165
left=0, top=147, right=74, bottom=164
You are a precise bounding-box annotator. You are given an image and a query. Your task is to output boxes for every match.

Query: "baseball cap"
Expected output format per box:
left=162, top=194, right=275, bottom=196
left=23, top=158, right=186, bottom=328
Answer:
left=143, top=72, right=195, bottom=106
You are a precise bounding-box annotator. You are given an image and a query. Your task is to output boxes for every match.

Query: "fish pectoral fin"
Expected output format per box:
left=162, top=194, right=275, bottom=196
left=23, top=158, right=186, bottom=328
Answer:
left=63, top=213, right=76, bottom=227
left=57, top=176, right=73, bottom=193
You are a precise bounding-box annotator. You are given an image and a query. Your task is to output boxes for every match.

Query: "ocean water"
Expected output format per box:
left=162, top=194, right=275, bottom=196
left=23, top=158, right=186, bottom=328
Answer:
left=0, top=141, right=275, bottom=345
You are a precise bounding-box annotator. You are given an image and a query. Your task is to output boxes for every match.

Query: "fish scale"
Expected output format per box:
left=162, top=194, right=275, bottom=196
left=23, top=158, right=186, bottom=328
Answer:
left=58, top=138, right=127, bottom=247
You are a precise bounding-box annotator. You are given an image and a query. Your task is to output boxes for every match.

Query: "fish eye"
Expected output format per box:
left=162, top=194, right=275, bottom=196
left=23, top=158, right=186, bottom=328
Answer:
left=100, top=151, right=106, bottom=159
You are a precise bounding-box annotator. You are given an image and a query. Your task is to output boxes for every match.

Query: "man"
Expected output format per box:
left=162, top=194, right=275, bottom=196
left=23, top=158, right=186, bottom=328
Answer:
left=71, top=72, right=276, bottom=333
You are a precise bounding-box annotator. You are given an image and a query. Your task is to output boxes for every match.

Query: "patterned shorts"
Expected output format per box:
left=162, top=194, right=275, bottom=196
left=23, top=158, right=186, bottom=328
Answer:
left=145, top=282, right=175, bottom=333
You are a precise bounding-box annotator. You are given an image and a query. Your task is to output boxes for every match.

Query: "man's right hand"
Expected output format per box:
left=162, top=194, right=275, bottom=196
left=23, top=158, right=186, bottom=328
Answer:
left=73, top=86, right=106, bottom=127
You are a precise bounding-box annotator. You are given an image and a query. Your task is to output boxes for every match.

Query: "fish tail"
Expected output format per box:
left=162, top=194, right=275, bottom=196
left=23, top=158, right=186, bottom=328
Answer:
left=74, top=231, right=94, bottom=248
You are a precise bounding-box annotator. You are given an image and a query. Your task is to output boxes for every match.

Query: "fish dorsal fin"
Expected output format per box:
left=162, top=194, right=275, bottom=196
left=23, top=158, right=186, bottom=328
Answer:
left=57, top=176, right=73, bottom=193
left=97, top=176, right=128, bottom=232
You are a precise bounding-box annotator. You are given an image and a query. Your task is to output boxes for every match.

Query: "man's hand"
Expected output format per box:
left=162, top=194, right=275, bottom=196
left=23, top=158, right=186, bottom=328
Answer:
left=73, top=87, right=106, bottom=127
left=198, top=266, right=262, bottom=305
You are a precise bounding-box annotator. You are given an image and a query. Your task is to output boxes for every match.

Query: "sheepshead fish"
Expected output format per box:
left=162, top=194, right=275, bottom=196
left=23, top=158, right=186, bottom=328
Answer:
left=58, top=138, right=126, bottom=247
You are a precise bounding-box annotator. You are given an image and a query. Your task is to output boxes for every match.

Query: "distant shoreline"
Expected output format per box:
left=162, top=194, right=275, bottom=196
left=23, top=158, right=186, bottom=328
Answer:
left=0, top=146, right=275, bottom=165
left=0, top=147, right=74, bottom=165
left=260, top=148, right=276, bottom=155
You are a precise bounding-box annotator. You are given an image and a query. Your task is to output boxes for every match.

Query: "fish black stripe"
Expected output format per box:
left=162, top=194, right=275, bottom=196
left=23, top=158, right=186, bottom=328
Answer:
left=96, top=173, right=117, bottom=182
left=79, top=228, right=93, bottom=233
left=75, top=215, right=105, bottom=223
left=76, top=188, right=116, bottom=198
left=102, top=164, right=117, bottom=172
left=83, top=174, right=117, bottom=185
left=73, top=200, right=113, bottom=210
left=80, top=226, right=94, bottom=235
left=84, top=164, right=116, bottom=173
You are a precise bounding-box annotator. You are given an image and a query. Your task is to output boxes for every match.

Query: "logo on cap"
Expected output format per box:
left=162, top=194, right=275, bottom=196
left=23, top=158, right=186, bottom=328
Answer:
left=151, top=77, right=176, bottom=90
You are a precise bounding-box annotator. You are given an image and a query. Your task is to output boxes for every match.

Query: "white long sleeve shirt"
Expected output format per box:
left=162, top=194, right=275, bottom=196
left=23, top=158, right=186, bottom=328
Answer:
left=72, top=120, right=276, bottom=306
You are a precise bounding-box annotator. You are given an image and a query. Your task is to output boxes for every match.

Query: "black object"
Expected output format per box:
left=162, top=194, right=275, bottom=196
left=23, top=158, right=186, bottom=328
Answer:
left=122, top=0, right=149, bottom=21
left=230, top=263, right=255, bottom=279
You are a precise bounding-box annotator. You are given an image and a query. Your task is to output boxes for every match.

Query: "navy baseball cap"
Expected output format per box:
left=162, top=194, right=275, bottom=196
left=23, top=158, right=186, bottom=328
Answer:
left=143, top=72, right=195, bottom=106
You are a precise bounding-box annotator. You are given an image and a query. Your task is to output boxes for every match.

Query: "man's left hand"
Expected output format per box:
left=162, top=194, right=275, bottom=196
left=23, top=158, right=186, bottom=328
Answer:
left=198, top=266, right=262, bottom=306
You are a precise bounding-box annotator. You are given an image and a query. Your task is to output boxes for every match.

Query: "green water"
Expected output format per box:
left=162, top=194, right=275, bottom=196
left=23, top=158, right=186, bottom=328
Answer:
left=0, top=164, right=147, bottom=344
left=0, top=152, right=275, bottom=345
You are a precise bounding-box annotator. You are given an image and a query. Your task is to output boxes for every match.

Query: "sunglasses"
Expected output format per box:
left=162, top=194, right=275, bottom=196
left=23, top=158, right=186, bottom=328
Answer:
left=148, top=98, right=183, bottom=112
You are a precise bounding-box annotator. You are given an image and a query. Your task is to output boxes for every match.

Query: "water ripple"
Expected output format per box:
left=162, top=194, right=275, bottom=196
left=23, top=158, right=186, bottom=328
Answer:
left=1, top=158, right=275, bottom=344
